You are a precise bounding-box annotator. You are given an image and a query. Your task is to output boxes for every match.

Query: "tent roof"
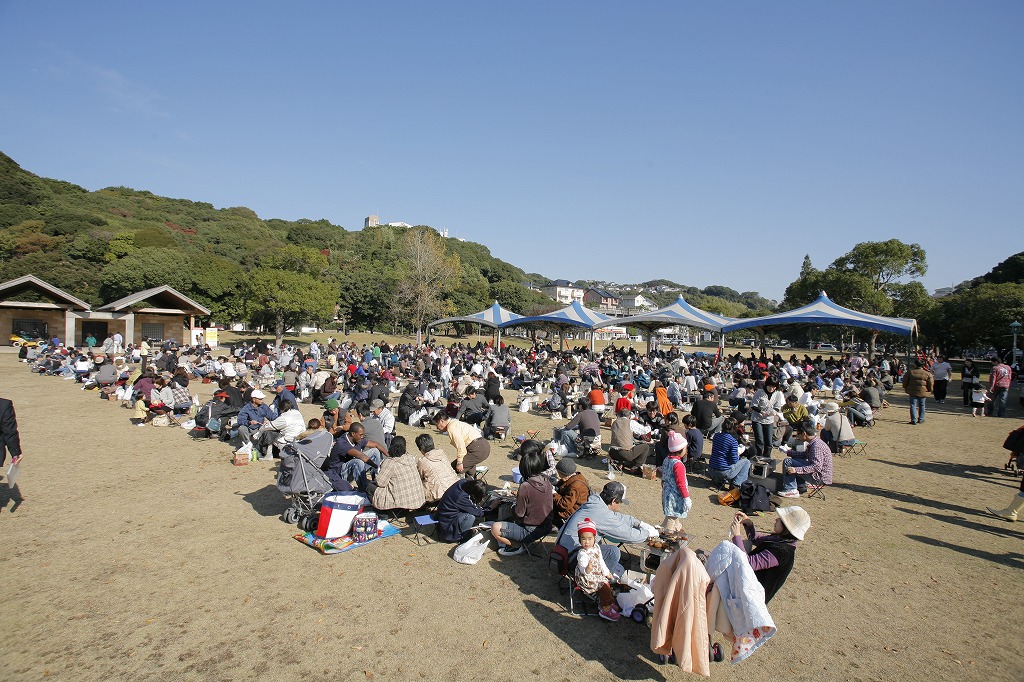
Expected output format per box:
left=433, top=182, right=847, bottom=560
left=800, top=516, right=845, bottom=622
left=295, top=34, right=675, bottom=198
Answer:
left=98, top=285, right=211, bottom=315
left=429, top=301, right=523, bottom=329
left=0, top=274, right=91, bottom=310
left=721, top=292, right=918, bottom=336
left=595, top=295, right=734, bottom=331
left=513, top=300, right=612, bottom=329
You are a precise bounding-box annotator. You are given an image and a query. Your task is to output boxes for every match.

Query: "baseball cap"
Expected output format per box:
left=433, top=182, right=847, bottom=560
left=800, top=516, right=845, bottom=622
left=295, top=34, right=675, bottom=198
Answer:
left=601, top=481, right=630, bottom=506
left=370, top=398, right=385, bottom=409
left=251, top=389, right=266, bottom=400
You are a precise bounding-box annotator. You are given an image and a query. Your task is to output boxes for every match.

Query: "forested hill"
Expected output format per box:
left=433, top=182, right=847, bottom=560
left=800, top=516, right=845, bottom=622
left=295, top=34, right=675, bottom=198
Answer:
left=0, top=152, right=556, bottom=331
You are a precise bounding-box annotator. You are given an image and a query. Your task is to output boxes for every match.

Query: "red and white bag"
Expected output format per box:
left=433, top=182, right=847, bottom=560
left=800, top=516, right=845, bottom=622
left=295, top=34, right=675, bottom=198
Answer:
left=316, top=493, right=367, bottom=539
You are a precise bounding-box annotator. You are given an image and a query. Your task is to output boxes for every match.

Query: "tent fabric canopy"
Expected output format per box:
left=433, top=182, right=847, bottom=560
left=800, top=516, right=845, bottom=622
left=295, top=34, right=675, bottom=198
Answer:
left=721, top=292, right=918, bottom=336
left=595, top=295, right=735, bottom=332
left=429, top=301, right=523, bottom=329
left=512, top=300, right=612, bottom=329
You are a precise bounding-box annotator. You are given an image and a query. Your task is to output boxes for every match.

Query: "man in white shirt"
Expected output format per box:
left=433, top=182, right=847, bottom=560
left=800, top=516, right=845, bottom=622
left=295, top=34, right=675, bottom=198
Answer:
left=370, top=398, right=396, bottom=436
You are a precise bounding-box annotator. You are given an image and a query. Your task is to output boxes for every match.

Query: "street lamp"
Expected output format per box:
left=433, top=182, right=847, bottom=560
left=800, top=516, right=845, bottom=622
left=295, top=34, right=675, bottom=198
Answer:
left=1011, top=320, right=1021, bottom=365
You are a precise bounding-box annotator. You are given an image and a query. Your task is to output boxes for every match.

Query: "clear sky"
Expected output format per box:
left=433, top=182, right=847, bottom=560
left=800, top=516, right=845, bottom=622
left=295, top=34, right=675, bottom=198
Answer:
left=1, top=2, right=1021, bottom=301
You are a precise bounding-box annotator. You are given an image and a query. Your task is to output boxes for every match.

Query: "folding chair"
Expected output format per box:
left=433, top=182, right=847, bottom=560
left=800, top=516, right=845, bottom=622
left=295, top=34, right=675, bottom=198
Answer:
left=410, top=513, right=438, bottom=546
left=845, top=439, right=868, bottom=457
left=805, top=482, right=828, bottom=500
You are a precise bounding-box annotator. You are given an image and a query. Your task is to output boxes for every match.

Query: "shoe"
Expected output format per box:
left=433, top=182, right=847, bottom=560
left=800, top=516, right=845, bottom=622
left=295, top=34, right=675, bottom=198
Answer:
left=987, top=493, right=1024, bottom=522
left=908, top=421, right=917, bottom=425
left=498, top=544, right=527, bottom=556
left=599, top=606, right=621, bottom=622
left=778, top=490, right=800, bottom=498
left=258, top=454, right=274, bottom=462
left=136, top=422, right=147, bottom=427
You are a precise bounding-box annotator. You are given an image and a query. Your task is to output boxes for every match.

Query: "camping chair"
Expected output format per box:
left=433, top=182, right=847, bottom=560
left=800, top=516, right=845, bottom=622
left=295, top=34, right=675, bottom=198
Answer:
left=521, top=518, right=554, bottom=559
left=410, top=512, right=438, bottom=546
left=844, top=439, right=868, bottom=457
left=805, top=481, right=828, bottom=500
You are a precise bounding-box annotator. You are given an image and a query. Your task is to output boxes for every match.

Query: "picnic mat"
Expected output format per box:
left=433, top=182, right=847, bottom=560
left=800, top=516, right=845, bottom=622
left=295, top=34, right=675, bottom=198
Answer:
left=293, top=521, right=401, bottom=554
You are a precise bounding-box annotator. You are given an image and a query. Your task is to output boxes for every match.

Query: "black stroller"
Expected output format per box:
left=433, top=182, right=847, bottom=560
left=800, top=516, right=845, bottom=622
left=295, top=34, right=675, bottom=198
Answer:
left=276, top=431, right=334, bottom=527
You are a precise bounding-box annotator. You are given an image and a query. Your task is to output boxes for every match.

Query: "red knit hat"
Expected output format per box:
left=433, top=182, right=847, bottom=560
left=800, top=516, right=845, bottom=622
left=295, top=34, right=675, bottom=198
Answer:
left=577, top=518, right=597, bottom=538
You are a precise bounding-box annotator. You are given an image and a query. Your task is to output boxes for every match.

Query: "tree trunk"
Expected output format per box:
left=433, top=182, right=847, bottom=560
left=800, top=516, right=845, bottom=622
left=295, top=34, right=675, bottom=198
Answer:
left=869, top=330, right=879, bottom=361
left=275, top=312, right=285, bottom=348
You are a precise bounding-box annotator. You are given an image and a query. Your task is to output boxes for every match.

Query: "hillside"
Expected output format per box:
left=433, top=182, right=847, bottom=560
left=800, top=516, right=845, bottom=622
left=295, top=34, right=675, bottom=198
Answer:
left=0, top=152, right=551, bottom=331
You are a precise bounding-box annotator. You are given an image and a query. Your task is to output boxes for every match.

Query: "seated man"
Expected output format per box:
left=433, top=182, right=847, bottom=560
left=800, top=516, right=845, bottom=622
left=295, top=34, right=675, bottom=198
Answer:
left=607, top=409, right=653, bottom=468
left=552, top=458, right=591, bottom=527
left=365, top=436, right=426, bottom=512
left=558, top=399, right=601, bottom=455
left=234, top=390, right=274, bottom=457
left=456, top=387, right=489, bottom=426
left=436, top=478, right=491, bottom=543
left=370, top=398, right=396, bottom=438
left=271, top=380, right=299, bottom=415
left=257, top=400, right=306, bottom=461
left=778, top=420, right=833, bottom=498
left=821, top=401, right=856, bottom=452
left=709, top=416, right=751, bottom=488
left=323, top=422, right=389, bottom=491
left=692, top=391, right=725, bottom=436
left=780, top=393, right=809, bottom=444
left=557, top=482, right=657, bottom=578
left=415, top=433, right=460, bottom=504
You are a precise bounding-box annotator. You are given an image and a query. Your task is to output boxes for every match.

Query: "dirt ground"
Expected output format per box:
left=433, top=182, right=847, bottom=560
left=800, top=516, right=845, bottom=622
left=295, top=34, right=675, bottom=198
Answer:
left=1, top=352, right=1022, bottom=682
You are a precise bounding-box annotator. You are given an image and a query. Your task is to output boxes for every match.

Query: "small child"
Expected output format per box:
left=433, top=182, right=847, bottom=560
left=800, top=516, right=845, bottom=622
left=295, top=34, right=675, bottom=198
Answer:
left=661, top=432, right=692, bottom=532
left=970, top=388, right=988, bottom=417
left=575, top=518, right=620, bottom=621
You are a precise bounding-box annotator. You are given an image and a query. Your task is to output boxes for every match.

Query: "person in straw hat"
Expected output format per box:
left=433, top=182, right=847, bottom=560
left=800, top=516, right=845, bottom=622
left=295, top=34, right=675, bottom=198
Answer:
left=729, top=505, right=811, bottom=602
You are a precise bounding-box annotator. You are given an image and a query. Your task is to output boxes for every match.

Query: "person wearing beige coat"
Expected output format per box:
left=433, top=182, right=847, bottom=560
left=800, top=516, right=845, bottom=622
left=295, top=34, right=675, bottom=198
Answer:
left=650, top=547, right=711, bottom=677
left=414, top=434, right=460, bottom=503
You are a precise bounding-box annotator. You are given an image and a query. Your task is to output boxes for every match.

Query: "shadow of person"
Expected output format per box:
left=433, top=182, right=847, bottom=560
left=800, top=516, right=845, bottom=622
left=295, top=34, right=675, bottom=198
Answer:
left=521, top=597, right=667, bottom=681
left=238, top=484, right=290, bottom=517
left=893, top=506, right=1024, bottom=540
left=0, top=482, right=23, bottom=513
left=905, top=534, right=1024, bottom=570
left=869, top=459, right=1017, bottom=486
left=830, top=481, right=995, bottom=519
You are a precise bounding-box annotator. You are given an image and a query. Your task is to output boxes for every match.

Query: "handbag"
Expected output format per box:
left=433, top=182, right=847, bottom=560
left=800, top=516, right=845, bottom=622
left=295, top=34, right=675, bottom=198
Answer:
left=454, top=532, right=489, bottom=565
left=717, top=487, right=741, bottom=506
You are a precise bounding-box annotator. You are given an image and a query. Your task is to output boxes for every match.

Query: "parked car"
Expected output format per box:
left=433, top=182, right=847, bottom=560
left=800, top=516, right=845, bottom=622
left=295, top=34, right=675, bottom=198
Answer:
left=816, top=343, right=838, bottom=352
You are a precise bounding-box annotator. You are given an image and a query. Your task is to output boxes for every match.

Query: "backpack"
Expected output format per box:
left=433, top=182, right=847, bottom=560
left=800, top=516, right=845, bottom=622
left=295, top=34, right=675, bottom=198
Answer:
left=740, top=480, right=773, bottom=513
left=1003, top=426, right=1024, bottom=454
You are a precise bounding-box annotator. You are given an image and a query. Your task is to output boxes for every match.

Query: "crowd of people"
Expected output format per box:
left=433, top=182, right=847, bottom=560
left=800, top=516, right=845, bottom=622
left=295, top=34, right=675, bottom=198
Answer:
left=18, top=332, right=1020, bottom=671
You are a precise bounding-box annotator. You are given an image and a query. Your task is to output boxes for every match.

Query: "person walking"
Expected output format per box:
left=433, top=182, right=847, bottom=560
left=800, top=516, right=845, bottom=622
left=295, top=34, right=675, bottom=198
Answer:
left=960, top=358, right=981, bottom=407
left=930, top=356, right=952, bottom=403
left=987, top=356, right=1012, bottom=418
left=1, top=394, right=24, bottom=470
left=901, top=360, right=934, bottom=425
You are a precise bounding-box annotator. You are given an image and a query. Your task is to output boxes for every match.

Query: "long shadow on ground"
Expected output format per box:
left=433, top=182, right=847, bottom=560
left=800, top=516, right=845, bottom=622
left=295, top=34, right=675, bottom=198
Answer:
left=869, top=458, right=1020, bottom=487
left=905, top=534, right=1024, bottom=570
left=491, top=553, right=667, bottom=681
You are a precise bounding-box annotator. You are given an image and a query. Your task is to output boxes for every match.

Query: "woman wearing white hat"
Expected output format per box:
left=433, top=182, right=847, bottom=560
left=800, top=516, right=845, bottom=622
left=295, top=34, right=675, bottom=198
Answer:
left=729, top=505, right=811, bottom=603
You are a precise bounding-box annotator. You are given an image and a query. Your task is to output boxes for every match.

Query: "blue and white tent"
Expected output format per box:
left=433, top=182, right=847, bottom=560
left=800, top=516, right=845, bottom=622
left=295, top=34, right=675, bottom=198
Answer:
left=430, top=301, right=523, bottom=329
left=596, top=295, right=735, bottom=332
left=513, top=300, right=612, bottom=329
left=512, top=300, right=612, bottom=350
left=721, top=292, right=918, bottom=336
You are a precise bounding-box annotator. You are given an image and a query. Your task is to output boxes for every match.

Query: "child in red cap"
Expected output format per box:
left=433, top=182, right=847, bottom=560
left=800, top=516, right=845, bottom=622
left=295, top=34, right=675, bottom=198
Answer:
left=575, top=518, right=620, bottom=621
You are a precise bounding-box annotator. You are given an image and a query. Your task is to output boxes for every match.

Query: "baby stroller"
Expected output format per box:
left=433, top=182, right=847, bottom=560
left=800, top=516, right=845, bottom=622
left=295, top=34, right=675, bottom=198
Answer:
left=276, top=431, right=334, bottom=528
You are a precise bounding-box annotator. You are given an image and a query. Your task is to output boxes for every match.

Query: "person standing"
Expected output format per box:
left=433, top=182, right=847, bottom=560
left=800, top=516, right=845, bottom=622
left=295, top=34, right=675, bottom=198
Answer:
left=901, top=360, right=934, bottom=425
left=960, top=358, right=981, bottom=407
left=987, top=356, right=1012, bottom=418
left=139, top=338, right=151, bottom=373
left=0, top=395, right=23, bottom=469
left=930, top=356, right=952, bottom=403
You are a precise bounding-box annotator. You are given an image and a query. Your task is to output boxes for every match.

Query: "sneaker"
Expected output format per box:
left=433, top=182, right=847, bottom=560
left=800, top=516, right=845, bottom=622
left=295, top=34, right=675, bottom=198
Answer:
left=498, top=544, right=527, bottom=556
left=599, top=606, right=621, bottom=622
left=135, top=422, right=147, bottom=427
left=778, top=490, right=800, bottom=498
left=258, top=454, right=274, bottom=462
left=234, top=443, right=253, bottom=456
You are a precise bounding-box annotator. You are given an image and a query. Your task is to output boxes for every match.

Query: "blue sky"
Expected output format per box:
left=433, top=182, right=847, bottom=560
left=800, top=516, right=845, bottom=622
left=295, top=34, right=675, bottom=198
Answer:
left=1, top=2, right=1021, bottom=301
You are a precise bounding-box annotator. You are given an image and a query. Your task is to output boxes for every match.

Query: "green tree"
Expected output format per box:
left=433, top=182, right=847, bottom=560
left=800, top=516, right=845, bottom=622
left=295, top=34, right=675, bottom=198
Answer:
left=922, top=283, right=1024, bottom=355
left=245, top=268, right=336, bottom=346
left=99, top=248, right=192, bottom=300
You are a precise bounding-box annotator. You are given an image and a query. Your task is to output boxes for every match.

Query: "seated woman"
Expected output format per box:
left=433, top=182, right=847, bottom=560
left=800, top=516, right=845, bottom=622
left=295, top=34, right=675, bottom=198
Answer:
left=708, top=416, right=751, bottom=488
left=148, top=377, right=175, bottom=416
left=436, top=478, right=490, bottom=543
left=482, top=395, right=511, bottom=439
left=490, top=448, right=553, bottom=556
left=728, top=506, right=810, bottom=602
left=415, top=433, right=460, bottom=504
left=366, top=436, right=426, bottom=512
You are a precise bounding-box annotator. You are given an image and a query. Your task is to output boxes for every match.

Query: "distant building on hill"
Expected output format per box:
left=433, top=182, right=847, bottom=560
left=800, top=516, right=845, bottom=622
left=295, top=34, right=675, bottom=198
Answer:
left=620, top=293, right=656, bottom=311
left=583, top=288, right=620, bottom=310
left=364, top=215, right=380, bottom=228
left=541, top=279, right=585, bottom=304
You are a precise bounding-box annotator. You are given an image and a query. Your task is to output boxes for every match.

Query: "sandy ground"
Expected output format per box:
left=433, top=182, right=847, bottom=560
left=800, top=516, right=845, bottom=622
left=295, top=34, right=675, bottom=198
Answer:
left=1, top=353, right=1022, bottom=682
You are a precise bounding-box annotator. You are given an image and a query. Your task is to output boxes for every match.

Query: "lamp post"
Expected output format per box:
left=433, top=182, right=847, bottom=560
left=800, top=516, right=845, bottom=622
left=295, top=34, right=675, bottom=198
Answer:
left=1011, top=320, right=1021, bottom=366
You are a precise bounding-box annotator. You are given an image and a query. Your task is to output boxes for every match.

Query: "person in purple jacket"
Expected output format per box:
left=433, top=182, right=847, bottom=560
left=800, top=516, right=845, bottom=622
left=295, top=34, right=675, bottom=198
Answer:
left=729, top=506, right=811, bottom=602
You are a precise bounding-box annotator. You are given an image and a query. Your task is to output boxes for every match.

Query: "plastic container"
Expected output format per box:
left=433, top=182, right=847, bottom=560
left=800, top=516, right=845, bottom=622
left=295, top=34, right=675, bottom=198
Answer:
left=512, top=466, right=523, bottom=484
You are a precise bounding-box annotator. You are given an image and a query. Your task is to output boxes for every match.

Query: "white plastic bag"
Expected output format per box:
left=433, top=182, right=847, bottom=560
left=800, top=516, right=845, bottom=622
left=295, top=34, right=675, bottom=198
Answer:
left=408, top=407, right=428, bottom=426
left=453, top=532, right=489, bottom=565
left=519, top=398, right=532, bottom=413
